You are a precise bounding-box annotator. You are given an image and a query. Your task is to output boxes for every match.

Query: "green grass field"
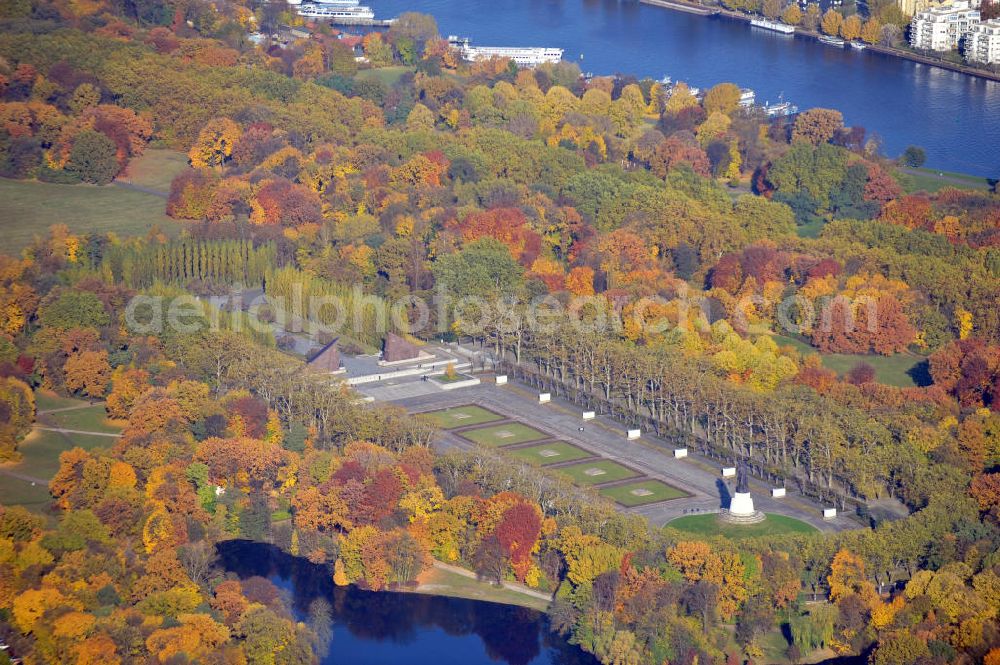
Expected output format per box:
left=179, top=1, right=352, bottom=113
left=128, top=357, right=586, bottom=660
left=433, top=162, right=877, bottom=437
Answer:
left=558, top=460, right=640, bottom=486
left=771, top=333, right=928, bottom=387
left=897, top=167, right=993, bottom=194
left=509, top=441, right=593, bottom=466
left=356, top=66, right=414, bottom=87
left=0, top=177, right=181, bottom=253
left=121, top=149, right=188, bottom=192
left=459, top=422, right=549, bottom=447
left=34, top=390, right=84, bottom=412
left=40, top=405, right=124, bottom=434
left=666, top=513, right=817, bottom=539
left=422, top=405, right=505, bottom=429
left=0, top=426, right=114, bottom=513
left=600, top=479, right=688, bottom=506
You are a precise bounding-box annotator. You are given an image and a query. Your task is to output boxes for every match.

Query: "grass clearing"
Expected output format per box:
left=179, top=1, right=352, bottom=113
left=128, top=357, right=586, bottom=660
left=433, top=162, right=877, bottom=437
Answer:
left=0, top=477, right=52, bottom=512
left=120, top=149, right=188, bottom=192
left=40, top=405, right=124, bottom=434
left=421, top=405, right=504, bottom=429
left=897, top=167, right=993, bottom=194
left=10, top=429, right=112, bottom=479
left=1, top=427, right=113, bottom=515
left=406, top=566, right=549, bottom=611
left=771, top=333, right=928, bottom=387
left=34, top=390, right=86, bottom=412
left=509, top=441, right=593, bottom=467
left=600, top=479, right=688, bottom=506
left=0, top=178, right=182, bottom=253
left=459, top=422, right=549, bottom=448
left=356, top=66, right=414, bottom=87
left=666, top=513, right=817, bottom=539
left=558, top=460, right=639, bottom=486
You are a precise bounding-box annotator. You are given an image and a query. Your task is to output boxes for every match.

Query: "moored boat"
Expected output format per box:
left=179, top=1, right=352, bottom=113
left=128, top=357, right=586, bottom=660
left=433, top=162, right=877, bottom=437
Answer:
left=818, top=34, right=846, bottom=47
left=750, top=17, right=796, bottom=34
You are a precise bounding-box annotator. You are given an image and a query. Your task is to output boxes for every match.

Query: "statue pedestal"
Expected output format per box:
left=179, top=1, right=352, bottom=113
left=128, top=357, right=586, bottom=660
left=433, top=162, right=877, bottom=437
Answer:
left=719, top=492, right=766, bottom=524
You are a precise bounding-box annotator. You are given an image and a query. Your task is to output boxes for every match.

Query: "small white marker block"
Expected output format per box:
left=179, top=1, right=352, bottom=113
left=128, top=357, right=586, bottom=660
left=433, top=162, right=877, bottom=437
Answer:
left=771, top=487, right=786, bottom=498
left=582, top=411, right=595, bottom=420
left=722, top=467, right=736, bottom=478
left=626, top=429, right=641, bottom=440
left=495, top=375, right=508, bottom=385
left=674, top=448, right=688, bottom=458
left=538, top=392, right=551, bottom=403
left=823, top=507, right=837, bottom=519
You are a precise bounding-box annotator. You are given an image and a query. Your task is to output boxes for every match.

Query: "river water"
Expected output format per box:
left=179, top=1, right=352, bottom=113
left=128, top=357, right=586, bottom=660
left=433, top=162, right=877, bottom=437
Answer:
left=366, top=0, right=1000, bottom=176
left=216, top=540, right=598, bottom=665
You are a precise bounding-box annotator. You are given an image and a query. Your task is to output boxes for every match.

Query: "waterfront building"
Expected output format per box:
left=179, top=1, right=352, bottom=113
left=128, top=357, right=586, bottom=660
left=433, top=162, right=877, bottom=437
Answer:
left=909, top=1, right=981, bottom=51
left=965, top=17, right=1000, bottom=63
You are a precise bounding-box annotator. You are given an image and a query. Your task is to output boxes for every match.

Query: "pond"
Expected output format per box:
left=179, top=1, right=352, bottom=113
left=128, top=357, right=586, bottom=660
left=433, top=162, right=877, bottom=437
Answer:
left=216, top=540, right=599, bottom=665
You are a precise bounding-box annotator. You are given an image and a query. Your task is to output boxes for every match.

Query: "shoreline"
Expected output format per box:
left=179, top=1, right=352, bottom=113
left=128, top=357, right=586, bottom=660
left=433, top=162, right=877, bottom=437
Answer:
left=640, top=0, right=1000, bottom=83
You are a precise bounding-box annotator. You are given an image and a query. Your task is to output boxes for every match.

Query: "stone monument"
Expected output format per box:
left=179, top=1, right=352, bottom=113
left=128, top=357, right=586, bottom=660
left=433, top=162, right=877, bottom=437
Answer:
left=720, top=459, right=765, bottom=524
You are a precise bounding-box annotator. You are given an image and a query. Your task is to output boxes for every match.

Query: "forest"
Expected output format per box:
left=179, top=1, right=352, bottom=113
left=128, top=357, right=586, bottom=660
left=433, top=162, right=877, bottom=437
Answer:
left=0, top=0, right=999, bottom=663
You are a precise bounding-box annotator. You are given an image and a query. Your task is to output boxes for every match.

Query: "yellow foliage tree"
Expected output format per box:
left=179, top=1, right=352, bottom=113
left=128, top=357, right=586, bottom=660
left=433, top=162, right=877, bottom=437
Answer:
left=188, top=117, right=241, bottom=169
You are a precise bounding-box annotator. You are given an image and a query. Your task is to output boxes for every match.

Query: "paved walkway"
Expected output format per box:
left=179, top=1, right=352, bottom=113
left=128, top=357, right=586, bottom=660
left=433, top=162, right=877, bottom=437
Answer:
left=37, top=403, right=98, bottom=415
left=389, top=380, right=856, bottom=532
left=32, top=426, right=122, bottom=438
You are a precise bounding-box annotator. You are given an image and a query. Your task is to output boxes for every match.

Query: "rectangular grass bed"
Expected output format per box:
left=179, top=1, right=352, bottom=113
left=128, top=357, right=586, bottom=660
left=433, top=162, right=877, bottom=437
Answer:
left=421, top=405, right=505, bottom=429
left=509, top=442, right=592, bottom=466
left=459, top=422, right=549, bottom=447
left=558, top=460, right=640, bottom=486
left=600, top=479, right=688, bottom=506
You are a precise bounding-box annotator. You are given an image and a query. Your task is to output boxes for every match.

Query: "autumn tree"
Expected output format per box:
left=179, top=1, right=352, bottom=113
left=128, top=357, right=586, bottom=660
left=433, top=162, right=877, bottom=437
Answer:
left=189, top=118, right=241, bottom=168
left=792, top=108, right=844, bottom=146
left=821, top=9, right=844, bottom=36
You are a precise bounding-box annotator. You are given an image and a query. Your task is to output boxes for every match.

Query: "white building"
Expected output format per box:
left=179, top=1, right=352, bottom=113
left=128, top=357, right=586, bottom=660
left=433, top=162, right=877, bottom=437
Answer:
left=909, top=1, right=981, bottom=51
left=966, top=18, right=1000, bottom=63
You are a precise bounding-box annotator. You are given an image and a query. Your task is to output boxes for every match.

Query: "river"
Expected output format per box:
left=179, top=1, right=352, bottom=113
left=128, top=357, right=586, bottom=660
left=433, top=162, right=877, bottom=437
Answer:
left=365, top=0, right=1000, bottom=177
left=216, top=540, right=598, bottom=665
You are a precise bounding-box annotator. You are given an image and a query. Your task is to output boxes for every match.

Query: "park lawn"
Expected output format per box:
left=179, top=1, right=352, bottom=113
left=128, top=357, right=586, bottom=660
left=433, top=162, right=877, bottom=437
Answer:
left=558, top=460, right=640, bottom=487
left=34, top=389, right=86, bottom=412
left=9, top=429, right=113, bottom=479
left=600, top=479, right=688, bottom=507
left=120, top=148, right=188, bottom=192
left=0, top=178, right=181, bottom=253
left=356, top=66, right=414, bottom=87
left=40, top=405, right=125, bottom=434
left=1, top=428, right=113, bottom=515
left=459, top=422, right=549, bottom=447
left=666, top=513, right=817, bottom=539
left=406, top=565, right=549, bottom=612
left=897, top=167, right=992, bottom=194
left=509, top=441, right=592, bottom=467
left=0, top=477, right=52, bottom=513
left=771, top=334, right=927, bottom=388
left=422, top=405, right=505, bottom=429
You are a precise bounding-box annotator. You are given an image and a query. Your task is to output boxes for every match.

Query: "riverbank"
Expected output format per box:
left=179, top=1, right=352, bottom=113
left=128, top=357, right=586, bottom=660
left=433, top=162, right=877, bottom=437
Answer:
left=404, top=560, right=552, bottom=612
left=640, top=0, right=1000, bottom=83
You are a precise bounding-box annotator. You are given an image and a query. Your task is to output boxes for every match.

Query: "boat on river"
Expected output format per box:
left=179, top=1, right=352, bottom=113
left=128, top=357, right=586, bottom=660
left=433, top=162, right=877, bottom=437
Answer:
left=818, top=35, right=846, bottom=47
left=850, top=41, right=867, bottom=50
left=750, top=17, right=795, bottom=34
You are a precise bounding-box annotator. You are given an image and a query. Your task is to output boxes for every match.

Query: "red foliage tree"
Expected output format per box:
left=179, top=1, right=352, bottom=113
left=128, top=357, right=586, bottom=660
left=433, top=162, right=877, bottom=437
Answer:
left=451, top=208, right=542, bottom=266
left=709, top=254, right=743, bottom=293
left=494, top=501, right=542, bottom=582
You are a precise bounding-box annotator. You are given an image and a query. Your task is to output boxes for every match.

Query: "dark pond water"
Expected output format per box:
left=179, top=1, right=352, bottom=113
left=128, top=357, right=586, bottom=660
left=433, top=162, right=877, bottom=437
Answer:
left=366, top=0, right=1000, bottom=176
left=216, top=540, right=599, bottom=665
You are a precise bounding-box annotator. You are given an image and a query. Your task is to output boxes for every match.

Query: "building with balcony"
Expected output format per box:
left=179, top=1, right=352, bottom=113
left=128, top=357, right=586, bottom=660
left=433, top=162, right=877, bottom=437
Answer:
left=909, top=1, right=981, bottom=51
left=965, top=17, right=1000, bottom=63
